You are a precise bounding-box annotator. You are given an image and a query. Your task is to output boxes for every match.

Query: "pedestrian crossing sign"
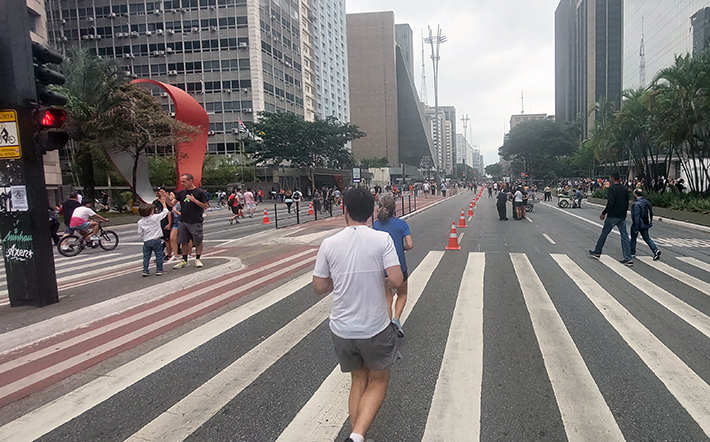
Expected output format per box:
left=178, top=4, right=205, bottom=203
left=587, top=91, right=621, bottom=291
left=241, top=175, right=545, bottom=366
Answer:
left=0, top=110, right=21, bottom=159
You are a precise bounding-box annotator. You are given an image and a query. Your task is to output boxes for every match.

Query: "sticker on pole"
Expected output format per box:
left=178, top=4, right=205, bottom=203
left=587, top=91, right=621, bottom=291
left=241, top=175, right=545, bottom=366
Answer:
left=0, top=110, right=21, bottom=159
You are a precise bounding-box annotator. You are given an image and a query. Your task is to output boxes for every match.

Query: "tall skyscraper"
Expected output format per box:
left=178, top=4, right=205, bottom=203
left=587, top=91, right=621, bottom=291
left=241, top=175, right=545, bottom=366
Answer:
left=395, top=23, right=414, bottom=77
left=46, top=0, right=348, bottom=156
left=347, top=11, right=434, bottom=171
left=554, top=0, right=623, bottom=134
left=624, top=1, right=710, bottom=90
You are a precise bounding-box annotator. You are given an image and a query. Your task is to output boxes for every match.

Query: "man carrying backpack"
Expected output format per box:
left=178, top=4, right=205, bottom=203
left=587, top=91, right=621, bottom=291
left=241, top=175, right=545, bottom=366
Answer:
left=630, top=188, right=661, bottom=260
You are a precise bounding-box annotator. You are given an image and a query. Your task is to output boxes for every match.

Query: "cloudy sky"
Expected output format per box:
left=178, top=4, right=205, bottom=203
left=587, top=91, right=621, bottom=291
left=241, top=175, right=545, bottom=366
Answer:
left=345, top=0, right=560, bottom=168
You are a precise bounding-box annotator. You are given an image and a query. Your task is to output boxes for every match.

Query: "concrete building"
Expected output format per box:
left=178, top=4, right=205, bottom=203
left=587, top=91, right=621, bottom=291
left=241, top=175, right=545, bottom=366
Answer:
left=46, top=0, right=349, bottom=158
left=25, top=0, right=63, bottom=205
left=312, top=0, right=348, bottom=121
left=346, top=11, right=434, bottom=175
left=395, top=23, right=414, bottom=77
left=624, top=1, right=710, bottom=90
left=510, top=113, right=548, bottom=130
left=554, top=0, right=623, bottom=134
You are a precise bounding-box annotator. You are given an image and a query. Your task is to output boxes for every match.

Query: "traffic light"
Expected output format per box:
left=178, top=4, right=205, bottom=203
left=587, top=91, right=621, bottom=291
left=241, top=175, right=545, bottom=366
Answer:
left=31, top=42, right=67, bottom=106
left=34, top=107, right=69, bottom=154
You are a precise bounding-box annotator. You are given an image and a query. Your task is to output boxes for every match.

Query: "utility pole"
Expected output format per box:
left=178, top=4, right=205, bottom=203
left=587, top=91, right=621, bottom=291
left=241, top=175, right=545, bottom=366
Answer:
left=425, top=25, right=446, bottom=177
left=0, top=0, right=67, bottom=306
left=460, top=114, right=470, bottom=181
left=420, top=29, right=427, bottom=105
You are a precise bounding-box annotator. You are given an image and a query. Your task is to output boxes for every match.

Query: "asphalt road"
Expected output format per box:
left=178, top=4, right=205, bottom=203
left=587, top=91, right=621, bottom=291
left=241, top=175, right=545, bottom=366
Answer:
left=1, top=190, right=709, bottom=441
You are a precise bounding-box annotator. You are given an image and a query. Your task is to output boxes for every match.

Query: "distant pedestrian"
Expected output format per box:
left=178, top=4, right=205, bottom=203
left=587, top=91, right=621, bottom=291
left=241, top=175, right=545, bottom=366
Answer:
left=496, top=188, right=509, bottom=221
left=243, top=188, right=257, bottom=218
left=227, top=190, right=241, bottom=224
left=169, top=192, right=181, bottom=262
left=574, top=187, right=584, bottom=208
left=137, top=190, right=169, bottom=277
left=60, top=192, right=82, bottom=234
left=589, top=171, right=633, bottom=266
left=284, top=189, right=294, bottom=213
left=312, top=187, right=403, bottom=442
left=544, top=185, right=552, bottom=202
left=630, top=188, right=661, bottom=261
left=441, top=182, right=447, bottom=198
left=374, top=194, right=413, bottom=338
left=488, top=184, right=493, bottom=198
left=172, top=173, right=209, bottom=269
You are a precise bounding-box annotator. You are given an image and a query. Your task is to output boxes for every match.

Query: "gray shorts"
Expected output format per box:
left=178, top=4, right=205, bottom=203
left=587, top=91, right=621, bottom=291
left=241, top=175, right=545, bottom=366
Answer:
left=178, top=222, right=203, bottom=246
left=331, top=323, right=402, bottom=372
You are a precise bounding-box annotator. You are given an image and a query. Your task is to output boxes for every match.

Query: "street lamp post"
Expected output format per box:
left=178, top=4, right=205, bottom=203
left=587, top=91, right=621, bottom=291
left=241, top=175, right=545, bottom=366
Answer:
left=425, top=26, right=446, bottom=176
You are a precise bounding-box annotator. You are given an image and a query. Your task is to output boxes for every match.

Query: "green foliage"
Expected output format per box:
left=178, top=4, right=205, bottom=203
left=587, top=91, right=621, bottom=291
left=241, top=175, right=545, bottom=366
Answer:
left=114, top=191, right=134, bottom=212
left=485, top=163, right=503, bottom=178
left=149, top=155, right=177, bottom=187
left=252, top=112, right=364, bottom=169
left=645, top=191, right=710, bottom=214
left=360, top=157, right=390, bottom=168
left=498, top=119, right=579, bottom=180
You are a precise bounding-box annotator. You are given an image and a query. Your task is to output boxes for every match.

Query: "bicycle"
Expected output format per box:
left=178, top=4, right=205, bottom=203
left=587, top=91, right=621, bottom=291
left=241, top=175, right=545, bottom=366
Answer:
left=57, top=221, right=119, bottom=257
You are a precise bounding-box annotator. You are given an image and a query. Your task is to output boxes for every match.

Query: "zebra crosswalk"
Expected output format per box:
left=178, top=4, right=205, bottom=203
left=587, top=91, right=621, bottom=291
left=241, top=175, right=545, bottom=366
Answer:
left=0, top=249, right=708, bottom=441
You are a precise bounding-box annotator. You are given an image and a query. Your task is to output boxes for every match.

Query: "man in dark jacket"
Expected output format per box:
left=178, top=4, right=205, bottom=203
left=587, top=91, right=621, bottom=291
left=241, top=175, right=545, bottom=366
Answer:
left=630, top=188, right=661, bottom=260
left=589, top=172, right=633, bottom=265
left=496, top=187, right=509, bottom=220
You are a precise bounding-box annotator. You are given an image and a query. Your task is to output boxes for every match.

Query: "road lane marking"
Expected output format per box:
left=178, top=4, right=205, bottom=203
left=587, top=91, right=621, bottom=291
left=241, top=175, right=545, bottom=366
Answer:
left=525, top=216, right=533, bottom=223
left=553, top=254, right=710, bottom=437
left=677, top=257, right=710, bottom=272
left=422, top=253, right=484, bottom=441
left=511, top=253, right=623, bottom=442
left=0, top=273, right=313, bottom=441
left=637, top=257, right=710, bottom=297
left=276, top=251, right=445, bottom=442
left=458, top=232, right=465, bottom=243
left=0, top=251, right=316, bottom=376
left=126, top=296, right=331, bottom=441
left=599, top=256, right=710, bottom=338
left=543, top=234, right=556, bottom=244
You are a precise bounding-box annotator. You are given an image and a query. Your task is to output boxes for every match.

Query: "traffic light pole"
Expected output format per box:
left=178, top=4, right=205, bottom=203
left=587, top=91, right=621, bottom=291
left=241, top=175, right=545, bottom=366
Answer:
left=0, top=0, right=59, bottom=306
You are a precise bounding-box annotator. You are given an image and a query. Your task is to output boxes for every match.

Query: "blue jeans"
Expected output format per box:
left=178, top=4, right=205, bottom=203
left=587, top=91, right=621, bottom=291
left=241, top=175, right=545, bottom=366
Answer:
left=593, top=217, right=632, bottom=261
left=143, top=238, right=163, bottom=273
left=631, top=228, right=658, bottom=256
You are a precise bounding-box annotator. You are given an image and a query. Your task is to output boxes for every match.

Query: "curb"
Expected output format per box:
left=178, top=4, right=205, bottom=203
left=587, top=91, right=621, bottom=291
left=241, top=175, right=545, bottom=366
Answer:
left=0, top=257, right=243, bottom=356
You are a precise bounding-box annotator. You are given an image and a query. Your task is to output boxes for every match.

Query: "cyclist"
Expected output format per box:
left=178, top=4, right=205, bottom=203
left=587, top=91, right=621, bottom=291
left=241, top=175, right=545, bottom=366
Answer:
left=69, top=200, right=109, bottom=241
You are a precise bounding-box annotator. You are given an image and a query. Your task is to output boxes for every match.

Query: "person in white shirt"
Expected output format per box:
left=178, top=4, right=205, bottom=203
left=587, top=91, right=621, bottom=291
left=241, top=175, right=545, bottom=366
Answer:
left=69, top=200, right=109, bottom=240
left=313, top=187, right=403, bottom=442
left=137, top=190, right=169, bottom=276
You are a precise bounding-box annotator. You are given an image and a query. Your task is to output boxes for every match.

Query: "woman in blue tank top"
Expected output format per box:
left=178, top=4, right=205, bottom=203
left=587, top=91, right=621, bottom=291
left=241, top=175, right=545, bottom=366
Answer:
left=373, top=194, right=413, bottom=337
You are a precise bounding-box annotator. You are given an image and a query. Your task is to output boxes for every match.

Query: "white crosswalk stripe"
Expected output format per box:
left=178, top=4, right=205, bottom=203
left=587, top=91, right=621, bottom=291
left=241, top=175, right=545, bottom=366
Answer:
left=1, top=250, right=709, bottom=441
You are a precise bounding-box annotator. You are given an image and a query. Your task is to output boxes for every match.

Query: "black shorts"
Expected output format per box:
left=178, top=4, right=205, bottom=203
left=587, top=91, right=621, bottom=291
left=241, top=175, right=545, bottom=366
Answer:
left=231, top=205, right=240, bottom=214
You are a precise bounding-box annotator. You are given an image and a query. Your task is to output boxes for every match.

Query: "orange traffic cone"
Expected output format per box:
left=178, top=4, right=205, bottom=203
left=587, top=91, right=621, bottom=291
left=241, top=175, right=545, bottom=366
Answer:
left=445, top=223, right=461, bottom=250
left=340, top=200, right=343, bottom=210
left=262, top=209, right=270, bottom=224
left=457, top=209, right=468, bottom=228
left=308, top=201, right=314, bottom=215
left=467, top=203, right=474, bottom=216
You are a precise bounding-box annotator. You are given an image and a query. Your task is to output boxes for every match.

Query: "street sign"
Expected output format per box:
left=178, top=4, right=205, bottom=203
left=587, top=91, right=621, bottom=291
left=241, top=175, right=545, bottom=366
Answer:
left=0, top=110, right=21, bottom=159
left=352, top=167, right=361, bottom=183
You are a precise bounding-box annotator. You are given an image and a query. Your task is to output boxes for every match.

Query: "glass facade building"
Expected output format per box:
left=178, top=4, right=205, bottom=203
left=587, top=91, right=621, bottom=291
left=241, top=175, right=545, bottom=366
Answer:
left=624, top=1, right=710, bottom=90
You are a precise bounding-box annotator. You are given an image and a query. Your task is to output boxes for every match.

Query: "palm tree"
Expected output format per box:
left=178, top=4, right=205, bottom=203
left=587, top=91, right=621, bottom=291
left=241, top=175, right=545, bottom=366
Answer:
left=57, top=47, right=128, bottom=202
left=616, top=88, right=660, bottom=189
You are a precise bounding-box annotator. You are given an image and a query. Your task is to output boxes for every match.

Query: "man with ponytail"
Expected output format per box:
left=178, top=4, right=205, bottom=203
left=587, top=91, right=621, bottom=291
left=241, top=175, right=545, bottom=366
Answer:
left=373, top=194, right=413, bottom=338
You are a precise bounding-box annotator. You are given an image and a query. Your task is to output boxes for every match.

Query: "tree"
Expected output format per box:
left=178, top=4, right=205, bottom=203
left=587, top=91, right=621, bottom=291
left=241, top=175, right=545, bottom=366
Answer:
left=252, top=112, right=365, bottom=190
left=92, top=85, right=199, bottom=202
left=57, top=47, right=128, bottom=202
left=485, top=163, right=503, bottom=178
left=359, top=157, right=390, bottom=168
left=498, top=119, right=578, bottom=180
left=149, top=155, right=177, bottom=187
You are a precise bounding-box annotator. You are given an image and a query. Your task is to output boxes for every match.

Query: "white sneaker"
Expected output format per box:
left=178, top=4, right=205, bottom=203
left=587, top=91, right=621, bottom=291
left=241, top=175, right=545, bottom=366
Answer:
left=173, top=260, right=189, bottom=269
left=194, top=258, right=203, bottom=268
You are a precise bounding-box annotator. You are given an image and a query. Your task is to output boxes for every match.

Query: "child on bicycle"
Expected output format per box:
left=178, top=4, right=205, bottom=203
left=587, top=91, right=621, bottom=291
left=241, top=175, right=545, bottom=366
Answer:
left=137, top=190, right=170, bottom=277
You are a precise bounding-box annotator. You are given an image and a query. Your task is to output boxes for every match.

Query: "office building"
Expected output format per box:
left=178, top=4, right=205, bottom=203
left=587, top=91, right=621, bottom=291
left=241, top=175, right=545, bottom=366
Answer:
left=624, top=1, right=710, bottom=90
left=346, top=12, right=434, bottom=172
left=395, top=23, right=414, bottom=77
left=46, top=0, right=348, bottom=157
left=425, top=105, right=456, bottom=176
left=554, top=0, right=623, bottom=133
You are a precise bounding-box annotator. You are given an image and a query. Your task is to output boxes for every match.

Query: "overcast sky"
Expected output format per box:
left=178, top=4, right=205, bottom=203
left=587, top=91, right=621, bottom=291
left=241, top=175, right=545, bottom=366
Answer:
left=345, top=0, right=560, bottom=167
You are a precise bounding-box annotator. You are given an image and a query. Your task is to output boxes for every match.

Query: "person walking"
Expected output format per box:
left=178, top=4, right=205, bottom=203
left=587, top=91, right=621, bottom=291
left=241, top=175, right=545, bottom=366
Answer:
left=172, top=173, right=209, bottom=269
left=373, top=194, right=413, bottom=338
left=488, top=184, right=493, bottom=198
left=313, top=187, right=403, bottom=442
left=630, top=188, right=661, bottom=260
left=544, top=185, right=552, bottom=202
left=589, top=171, right=633, bottom=266
left=284, top=189, right=294, bottom=213
left=169, top=192, right=181, bottom=262
left=227, top=190, right=240, bottom=224
left=243, top=188, right=257, bottom=218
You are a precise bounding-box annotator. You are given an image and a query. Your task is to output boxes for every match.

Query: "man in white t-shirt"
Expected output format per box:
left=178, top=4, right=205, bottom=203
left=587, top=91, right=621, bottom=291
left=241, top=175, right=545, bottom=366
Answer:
left=313, top=187, right=403, bottom=442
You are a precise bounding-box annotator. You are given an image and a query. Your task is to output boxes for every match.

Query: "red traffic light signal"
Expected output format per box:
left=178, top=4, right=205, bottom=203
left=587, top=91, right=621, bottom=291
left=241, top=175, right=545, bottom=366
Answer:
left=39, top=108, right=67, bottom=128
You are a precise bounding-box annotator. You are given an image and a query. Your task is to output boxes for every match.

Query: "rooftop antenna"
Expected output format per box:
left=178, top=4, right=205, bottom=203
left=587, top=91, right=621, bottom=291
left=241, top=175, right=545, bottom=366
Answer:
left=420, top=29, right=428, bottom=105
left=521, top=91, right=525, bottom=114
left=461, top=114, right=470, bottom=141
left=639, top=16, right=646, bottom=87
